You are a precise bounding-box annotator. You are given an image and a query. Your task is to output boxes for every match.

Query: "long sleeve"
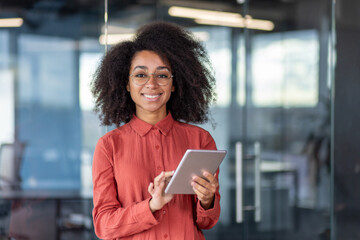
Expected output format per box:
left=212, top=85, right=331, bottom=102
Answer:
left=195, top=131, right=221, bottom=229
left=92, top=137, right=160, bottom=239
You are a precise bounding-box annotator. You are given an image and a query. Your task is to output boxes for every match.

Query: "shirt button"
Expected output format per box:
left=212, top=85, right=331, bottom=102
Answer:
left=155, top=145, right=160, bottom=150
left=162, top=210, right=166, bottom=215
left=164, top=234, right=168, bottom=238
left=157, top=166, right=161, bottom=171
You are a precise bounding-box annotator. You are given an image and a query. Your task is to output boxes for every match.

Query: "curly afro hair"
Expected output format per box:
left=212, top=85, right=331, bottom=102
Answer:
left=91, top=21, right=216, bottom=126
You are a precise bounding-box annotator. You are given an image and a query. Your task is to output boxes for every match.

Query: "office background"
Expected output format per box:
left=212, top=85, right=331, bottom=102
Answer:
left=0, top=0, right=359, bottom=239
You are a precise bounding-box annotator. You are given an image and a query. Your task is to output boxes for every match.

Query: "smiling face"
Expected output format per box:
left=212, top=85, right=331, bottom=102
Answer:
left=127, top=50, right=175, bottom=124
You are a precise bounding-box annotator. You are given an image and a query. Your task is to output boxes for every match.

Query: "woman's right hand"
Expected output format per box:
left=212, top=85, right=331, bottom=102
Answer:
left=148, top=171, right=174, bottom=212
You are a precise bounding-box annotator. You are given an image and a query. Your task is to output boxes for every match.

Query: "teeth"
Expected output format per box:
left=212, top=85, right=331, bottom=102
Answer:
left=144, top=94, right=160, bottom=99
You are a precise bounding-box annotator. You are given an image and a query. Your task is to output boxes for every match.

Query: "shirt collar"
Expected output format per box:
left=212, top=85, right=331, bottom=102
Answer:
left=129, top=112, right=174, bottom=136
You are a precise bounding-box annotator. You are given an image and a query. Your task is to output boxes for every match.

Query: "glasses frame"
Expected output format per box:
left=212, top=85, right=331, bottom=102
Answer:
left=129, top=68, right=174, bottom=86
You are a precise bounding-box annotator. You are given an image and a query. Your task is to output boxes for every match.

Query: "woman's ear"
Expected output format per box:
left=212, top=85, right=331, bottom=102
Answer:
left=126, top=83, right=130, bottom=92
left=171, top=86, right=175, bottom=92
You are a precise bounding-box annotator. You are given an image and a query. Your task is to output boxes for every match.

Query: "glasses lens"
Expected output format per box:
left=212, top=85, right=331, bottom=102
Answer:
left=131, top=68, right=172, bottom=86
left=155, top=69, right=172, bottom=85
left=132, top=69, right=149, bottom=85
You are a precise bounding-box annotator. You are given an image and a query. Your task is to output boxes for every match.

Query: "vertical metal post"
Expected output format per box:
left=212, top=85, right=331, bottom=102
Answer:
left=236, top=142, right=243, bottom=223
left=254, top=142, right=261, bottom=222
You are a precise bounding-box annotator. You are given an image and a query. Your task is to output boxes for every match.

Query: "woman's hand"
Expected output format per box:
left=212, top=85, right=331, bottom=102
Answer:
left=148, top=171, right=174, bottom=212
left=191, top=171, right=219, bottom=210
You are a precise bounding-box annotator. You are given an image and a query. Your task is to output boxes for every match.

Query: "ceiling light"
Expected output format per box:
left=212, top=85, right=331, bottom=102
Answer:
left=169, top=6, right=242, bottom=23
left=243, top=17, right=275, bottom=31
left=99, top=31, right=209, bottom=46
left=168, top=6, right=274, bottom=31
left=0, top=18, right=23, bottom=28
left=195, top=18, right=274, bottom=31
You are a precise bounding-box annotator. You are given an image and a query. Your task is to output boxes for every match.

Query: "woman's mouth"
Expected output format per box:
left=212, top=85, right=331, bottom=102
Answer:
left=142, top=93, right=162, bottom=101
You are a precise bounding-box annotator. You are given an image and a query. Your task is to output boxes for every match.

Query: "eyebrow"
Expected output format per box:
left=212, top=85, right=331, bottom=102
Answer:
left=133, top=66, right=170, bottom=71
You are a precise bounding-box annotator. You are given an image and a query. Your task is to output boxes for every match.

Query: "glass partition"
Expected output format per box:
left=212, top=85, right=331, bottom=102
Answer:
left=0, top=1, right=104, bottom=238
left=0, top=0, right=338, bottom=239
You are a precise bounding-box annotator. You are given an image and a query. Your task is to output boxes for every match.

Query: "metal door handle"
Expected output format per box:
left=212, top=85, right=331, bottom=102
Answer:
left=254, top=141, right=261, bottom=222
left=235, top=141, right=261, bottom=223
left=235, top=142, right=243, bottom=223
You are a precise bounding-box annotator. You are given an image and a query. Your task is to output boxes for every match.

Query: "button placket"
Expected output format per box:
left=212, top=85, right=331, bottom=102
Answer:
left=154, top=128, right=163, bottom=174
left=162, top=205, right=170, bottom=240
left=155, top=129, right=161, bottom=150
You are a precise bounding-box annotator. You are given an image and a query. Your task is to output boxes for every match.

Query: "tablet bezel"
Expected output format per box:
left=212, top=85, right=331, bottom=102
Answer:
left=164, top=149, right=227, bottom=194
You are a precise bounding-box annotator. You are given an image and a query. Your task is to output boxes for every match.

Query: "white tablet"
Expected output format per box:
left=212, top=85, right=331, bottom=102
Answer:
left=164, top=149, right=227, bottom=194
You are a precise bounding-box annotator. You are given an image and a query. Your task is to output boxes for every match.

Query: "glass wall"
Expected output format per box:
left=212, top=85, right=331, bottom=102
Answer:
left=0, top=0, right=343, bottom=239
left=0, top=1, right=104, bottom=238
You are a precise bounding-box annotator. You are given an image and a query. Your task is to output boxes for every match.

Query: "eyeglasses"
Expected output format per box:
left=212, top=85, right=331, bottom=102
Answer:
left=129, top=68, right=173, bottom=86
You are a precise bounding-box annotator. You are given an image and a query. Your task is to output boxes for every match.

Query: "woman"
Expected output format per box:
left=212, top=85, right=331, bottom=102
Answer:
left=91, top=21, right=220, bottom=239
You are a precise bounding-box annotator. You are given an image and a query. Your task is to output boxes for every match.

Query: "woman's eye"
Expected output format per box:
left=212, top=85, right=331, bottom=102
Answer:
left=135, top=73, right=147, bottom=78
left=157, top=74, right=169, bottom=79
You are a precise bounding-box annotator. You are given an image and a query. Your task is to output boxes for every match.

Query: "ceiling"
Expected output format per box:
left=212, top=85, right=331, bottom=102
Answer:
left=0, top=0, right=319, bottom=38
left=0, top=0, right=295, bottom=17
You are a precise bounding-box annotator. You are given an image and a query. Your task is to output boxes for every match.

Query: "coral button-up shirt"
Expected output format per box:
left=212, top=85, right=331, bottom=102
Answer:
left=92, top=113, right=221, bottom=240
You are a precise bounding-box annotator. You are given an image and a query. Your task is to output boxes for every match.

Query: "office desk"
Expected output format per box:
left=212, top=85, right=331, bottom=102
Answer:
left=260, top=161, right=299, bottom=231
left=260, top=161, right=299, bottom=206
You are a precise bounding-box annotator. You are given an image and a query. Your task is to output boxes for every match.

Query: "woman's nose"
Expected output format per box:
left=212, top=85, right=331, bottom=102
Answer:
left=145, top=74, right=158, bottom=87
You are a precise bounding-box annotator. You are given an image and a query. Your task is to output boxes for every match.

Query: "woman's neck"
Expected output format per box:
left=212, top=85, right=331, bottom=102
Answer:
left=136, top=110, right=167, bottom=125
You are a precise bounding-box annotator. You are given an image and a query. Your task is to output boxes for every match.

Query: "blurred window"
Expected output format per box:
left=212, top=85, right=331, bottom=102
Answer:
left=251, top=30, right=319, bottom=107
left=0, top=31, right=14, bottom=144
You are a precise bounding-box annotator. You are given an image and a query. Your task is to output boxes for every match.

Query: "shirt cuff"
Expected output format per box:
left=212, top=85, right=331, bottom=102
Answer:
left=196, top=194, right=220, bottom=218
left=131, top=197, right=161, bottom=225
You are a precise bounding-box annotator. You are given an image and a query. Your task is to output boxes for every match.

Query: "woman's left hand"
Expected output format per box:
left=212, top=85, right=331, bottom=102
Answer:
left=191, top=171, right=219, bottom=210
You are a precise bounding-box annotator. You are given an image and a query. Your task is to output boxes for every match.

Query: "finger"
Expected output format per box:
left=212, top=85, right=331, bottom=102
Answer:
left=202, top=171, right=218, bottom=184
left=192, top=186, right=206, bottom=200
left=192, top=180, right=211, bottom=197
left=159, top=179, right=166, bottom=189
left=192, top=176, right=212, bottom=190
left=148, top=182, right=154, bottom=195
left=154, top=172, right=165, bottom=186
left=192, top=185, right=213, bottom=203
left=154, top=171, right=174, bottom=183
left=163, top=170, right=175, bottom=178
left=193, top=176, right=217, bottom=194
left=154, top=171, right=165, bottom=182
left=164, top=173, right=174, bottom=185
left=202, top=172, right=219, bottom=188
